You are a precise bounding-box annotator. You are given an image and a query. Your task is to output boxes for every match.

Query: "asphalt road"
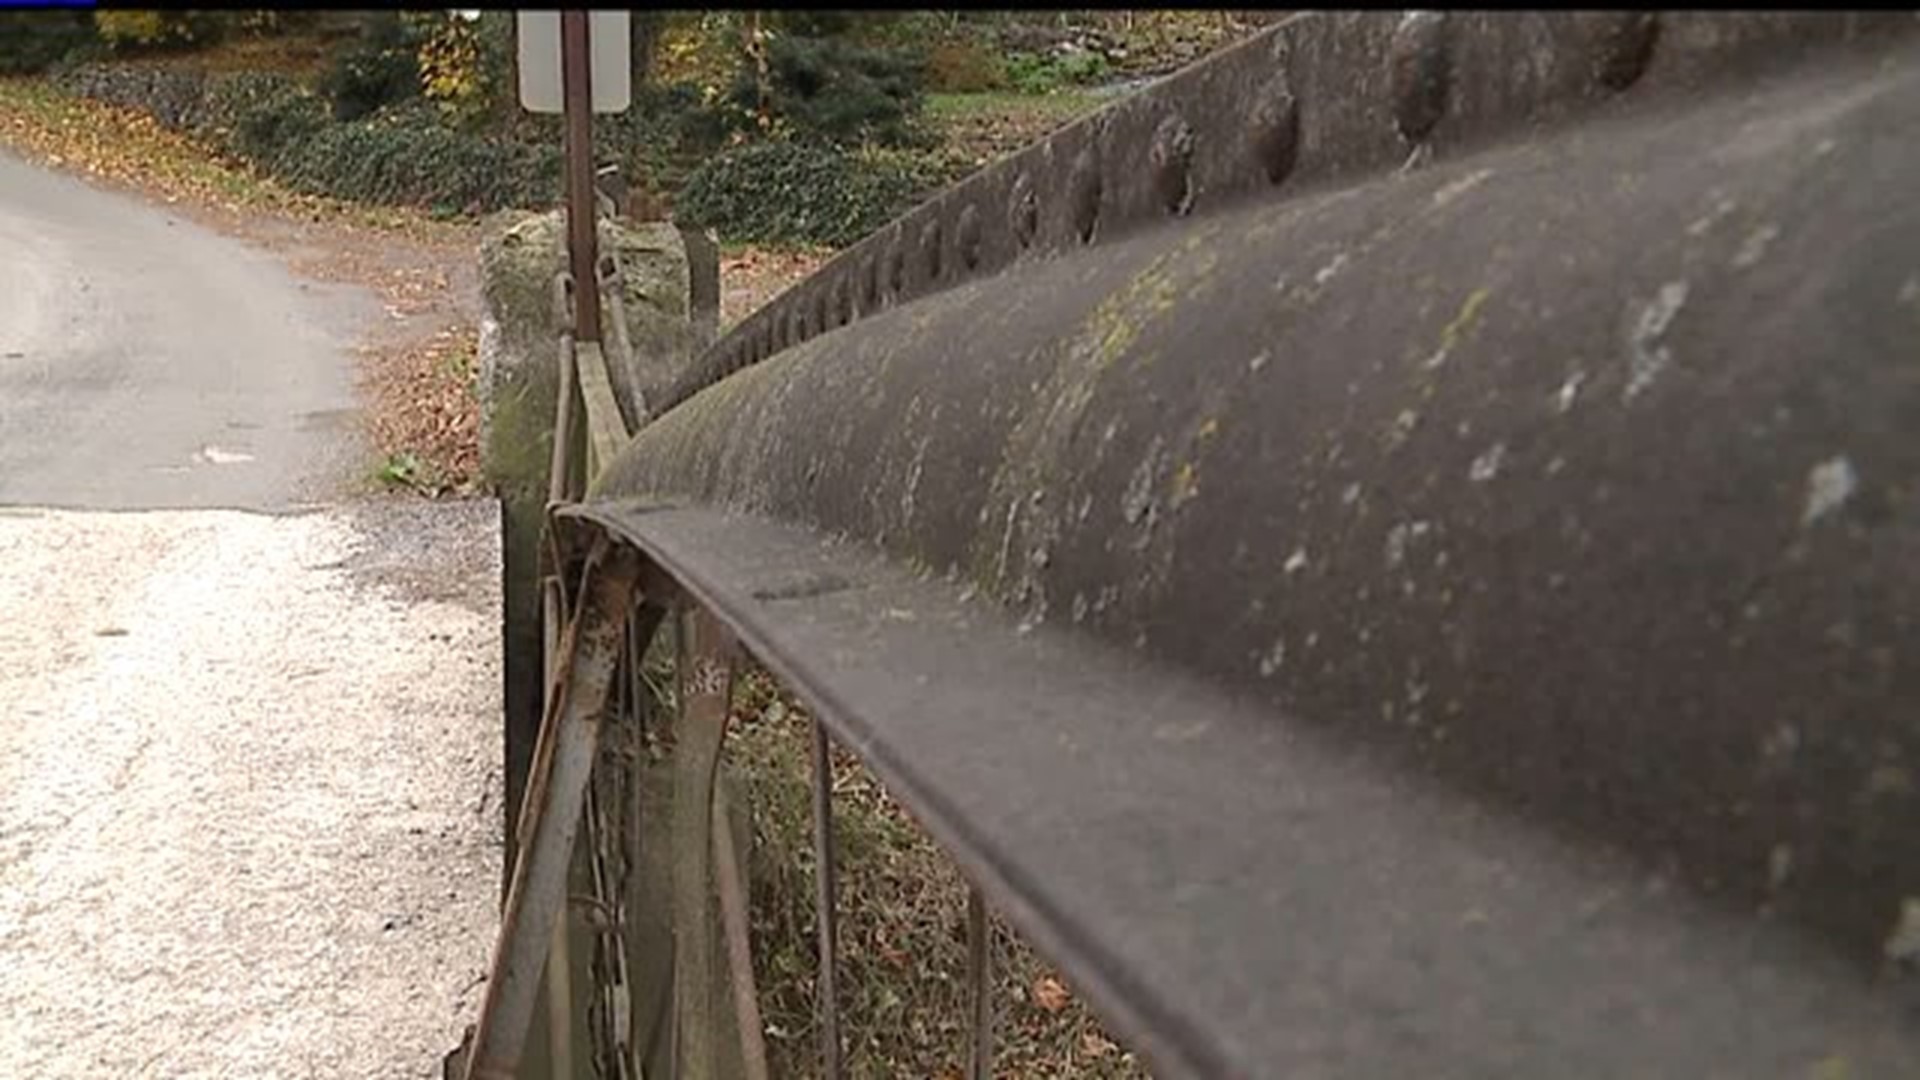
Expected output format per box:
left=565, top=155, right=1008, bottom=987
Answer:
left=0, top=150, right=367, bottom=509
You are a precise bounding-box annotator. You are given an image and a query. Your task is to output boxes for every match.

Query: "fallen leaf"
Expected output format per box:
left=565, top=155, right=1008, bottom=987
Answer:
left=1033, top=974, right=1072, bottom=1013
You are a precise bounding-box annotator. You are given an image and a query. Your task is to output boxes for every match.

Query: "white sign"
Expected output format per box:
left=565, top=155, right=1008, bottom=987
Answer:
left=516, top=11, right=631, bottom=114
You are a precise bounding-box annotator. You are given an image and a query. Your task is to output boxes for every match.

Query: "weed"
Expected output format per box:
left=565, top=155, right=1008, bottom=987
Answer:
left=375, top=450, right=425, bottom=490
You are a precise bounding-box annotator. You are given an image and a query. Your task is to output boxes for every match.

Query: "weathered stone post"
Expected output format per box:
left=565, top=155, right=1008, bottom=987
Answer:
left=475, top=210, right=714, bottom=890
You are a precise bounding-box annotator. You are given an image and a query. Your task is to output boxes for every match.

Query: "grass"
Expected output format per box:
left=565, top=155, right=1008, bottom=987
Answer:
left=719, top=239, right=833, bottom=261
left=925, top=90, right=1104, bottom=122
left=919, top=89, right=1108, bottom=182
left=373, top=451, right=426, bottom=490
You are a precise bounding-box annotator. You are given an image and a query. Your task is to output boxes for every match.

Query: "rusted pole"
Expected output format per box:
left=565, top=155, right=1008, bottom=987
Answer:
left=546, top=914, right=574, bottom=1080
left=967, top=888, right=993, bottom=1080
left=537, top=288, right=582, bottom=1080
left=547, top=271, right=579, bottom=504
left=713, top=786, right=772, bottom=1080
left=463, top=543, right=640, bottom=1080
left=671, top=607, right=740, bottom=1078
left=561, top=10, right=602, bottom=344
left=810, top=719, right=844, bottom=1079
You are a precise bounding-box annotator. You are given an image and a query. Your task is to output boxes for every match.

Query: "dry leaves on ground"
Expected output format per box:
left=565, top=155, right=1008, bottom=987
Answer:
left=361, top=325, right=482, bottom=496
left=1034, top=973, right=1074, bottom=1013
left=721, top=246, right=832, bottom=331
left=0, top=78, right=271, bottom=213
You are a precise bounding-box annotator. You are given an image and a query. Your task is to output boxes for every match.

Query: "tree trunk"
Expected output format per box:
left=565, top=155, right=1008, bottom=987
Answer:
left=630, top=10, right=666, bottom=86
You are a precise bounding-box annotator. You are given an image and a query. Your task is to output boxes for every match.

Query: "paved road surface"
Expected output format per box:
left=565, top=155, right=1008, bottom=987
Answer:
left=0, top=150, right=366, bottom=508
left=0, top=153, right=502, bottom=1078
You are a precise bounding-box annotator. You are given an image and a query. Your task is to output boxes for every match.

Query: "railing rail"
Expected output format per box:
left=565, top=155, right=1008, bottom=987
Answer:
left=459, top=12, right=1920, bottom=1079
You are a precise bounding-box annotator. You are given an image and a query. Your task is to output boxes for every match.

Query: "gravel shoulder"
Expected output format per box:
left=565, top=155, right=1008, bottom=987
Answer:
left=0, top=502, right=502, bottom=1079
left=0, top=81, right=508, bottom=1080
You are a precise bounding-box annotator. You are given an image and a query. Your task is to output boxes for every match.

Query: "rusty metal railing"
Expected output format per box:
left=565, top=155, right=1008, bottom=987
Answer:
left=460, top=11, right=1920, bottom=1080
left=459, top=160, right=1024, bottom=1080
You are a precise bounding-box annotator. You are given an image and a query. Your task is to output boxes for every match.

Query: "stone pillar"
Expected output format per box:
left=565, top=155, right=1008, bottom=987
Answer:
left=475, top=208, right=714, bottom=892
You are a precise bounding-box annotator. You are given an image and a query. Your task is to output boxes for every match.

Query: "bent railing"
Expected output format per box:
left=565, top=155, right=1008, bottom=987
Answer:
left=465, top=12, right=1920, bottom=1079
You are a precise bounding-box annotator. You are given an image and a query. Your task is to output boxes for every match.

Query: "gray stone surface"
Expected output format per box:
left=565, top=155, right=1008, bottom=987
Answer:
left=474, top=208, right=705, bottom=889
left=477, top=209, right=698, bottom=431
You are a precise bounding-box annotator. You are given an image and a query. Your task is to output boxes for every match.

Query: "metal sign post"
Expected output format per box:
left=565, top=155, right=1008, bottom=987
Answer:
left=516, top=10, right=632, bottom=343
left=560, top=10, right=601, bottom=345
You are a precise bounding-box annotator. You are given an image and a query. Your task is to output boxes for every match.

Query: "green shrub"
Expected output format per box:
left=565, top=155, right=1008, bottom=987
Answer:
left=92, top=11, right=222, bottom=52
left=1003, top=48, right=1112, bottom=96
left=650, top=80, right=736, bottom=156
left=54, top=64, right=208, bottom=130
left=675, top=140, right=925, bottom=249
left=275, top=105, right=559, bottom=213
left=590, top=81, right=731, bottom=204
left=317, top=12, right=421, bottom=122
left=0, top=11, right=96, bottom=75
left=733, top=33, right=927, bottom=148
left=198, top=72, right=328, bottom=171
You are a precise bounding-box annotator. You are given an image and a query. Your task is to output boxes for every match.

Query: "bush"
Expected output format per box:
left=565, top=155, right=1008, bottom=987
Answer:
left=0, top=12, right=96, bottom=75
left=317, top=12, right=422, bottom=122
left=54, top=64, right=208, bottom=130
left=198, top=72, right=328, bottom=171
left=675, top=140, right=925, bottom=248
left=415, top=11, right=520, bottom=134
left=1003, top=47, right=1112, bottom=96
left=734, top=33, right=927, bottom=148
left=42, top=40, right=559, bottom=216
left=92, top=11, right=218, bottom=52
left=275, top=105, right=560, bottom=214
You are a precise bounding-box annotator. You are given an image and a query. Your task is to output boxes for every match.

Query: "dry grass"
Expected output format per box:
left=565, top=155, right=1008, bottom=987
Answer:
left=729, top=667, right=1154, bottom=1080
left=720, top=246, right=835, bottom=332
left=924, top=91, right=1105, bottom=177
